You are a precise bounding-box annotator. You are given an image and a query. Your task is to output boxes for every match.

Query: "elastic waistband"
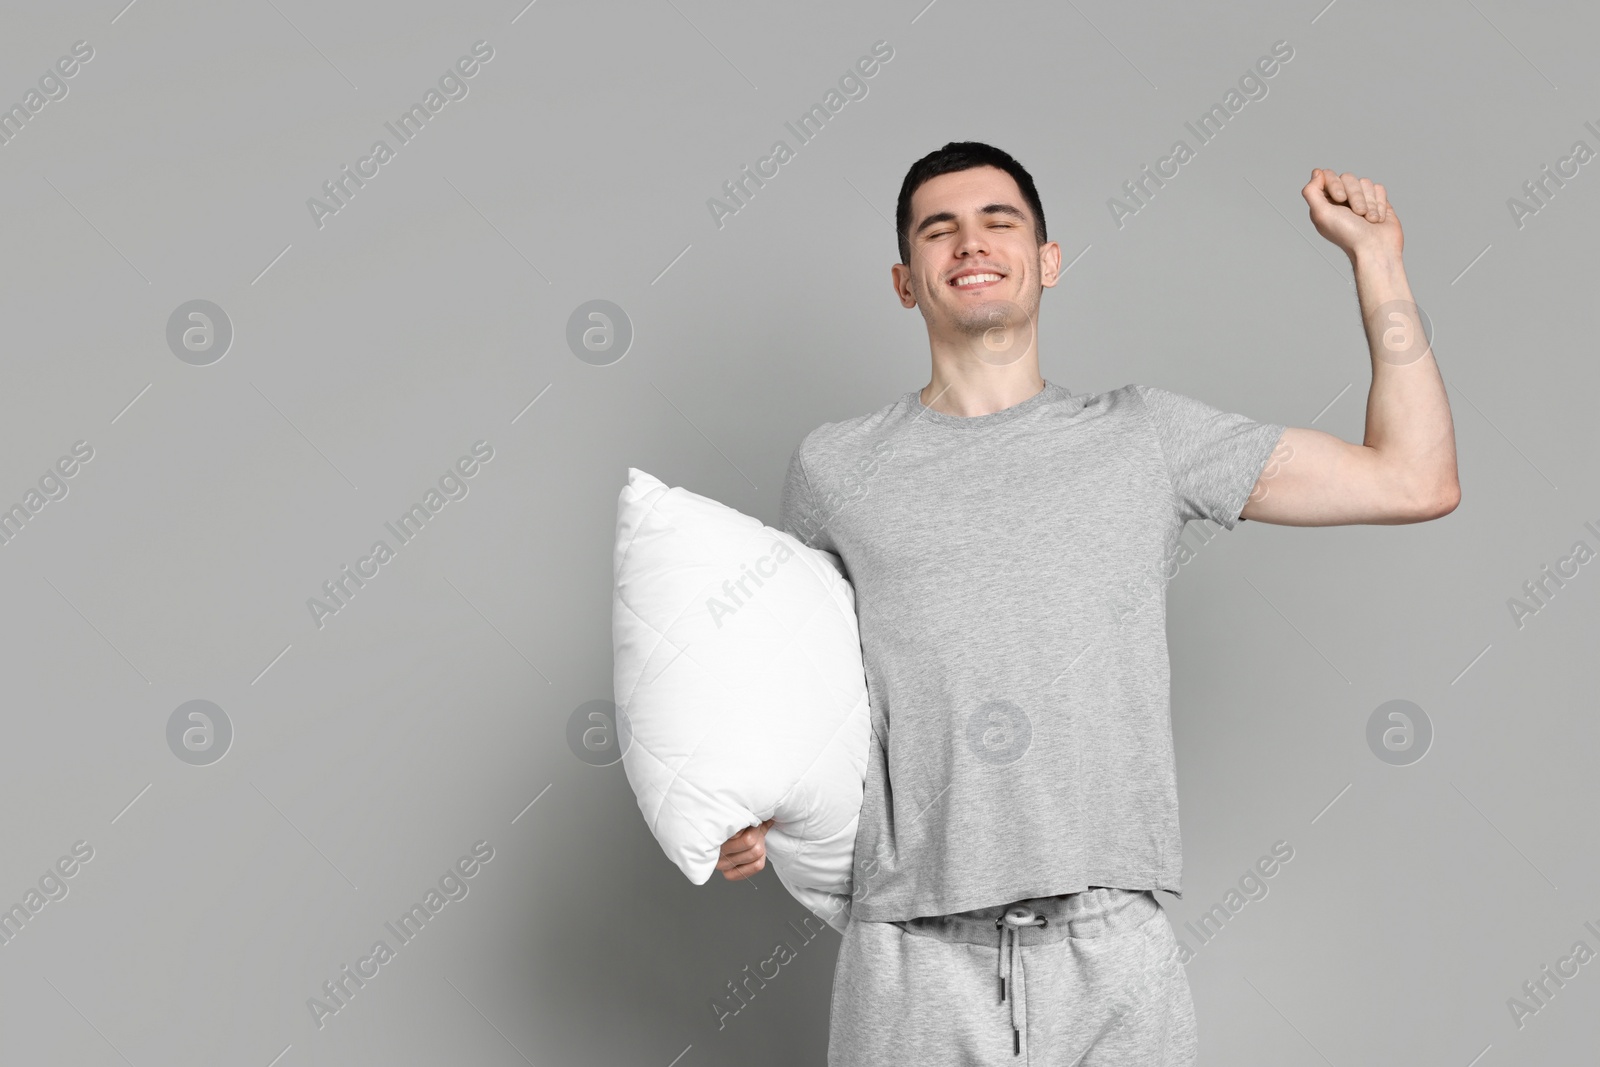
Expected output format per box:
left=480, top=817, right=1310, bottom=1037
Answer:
left=892, top=886, right=1159, bottom=948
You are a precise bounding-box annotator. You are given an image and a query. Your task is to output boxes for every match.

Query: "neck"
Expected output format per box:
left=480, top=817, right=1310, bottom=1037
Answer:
left=919, top=364, right=1046, bottom=417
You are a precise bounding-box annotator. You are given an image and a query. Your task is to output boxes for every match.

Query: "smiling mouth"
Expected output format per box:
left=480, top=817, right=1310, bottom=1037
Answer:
left=950, top=272, right=1004, bottom=290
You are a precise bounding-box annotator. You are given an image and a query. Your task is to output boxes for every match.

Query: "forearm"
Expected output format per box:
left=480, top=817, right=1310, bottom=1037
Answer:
left=1351, top=250, right=1460, bottom=510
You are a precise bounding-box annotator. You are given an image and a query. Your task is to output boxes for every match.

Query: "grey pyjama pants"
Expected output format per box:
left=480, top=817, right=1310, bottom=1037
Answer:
left=827, top=887, right=1198, bottom=1065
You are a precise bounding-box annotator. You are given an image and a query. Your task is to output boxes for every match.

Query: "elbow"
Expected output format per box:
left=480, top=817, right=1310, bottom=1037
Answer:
left=1410, top=479, right=1461, bottom=521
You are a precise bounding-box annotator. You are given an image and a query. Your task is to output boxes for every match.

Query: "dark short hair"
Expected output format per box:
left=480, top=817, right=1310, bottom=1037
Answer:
left=895, top=141, right=1047, bottom=266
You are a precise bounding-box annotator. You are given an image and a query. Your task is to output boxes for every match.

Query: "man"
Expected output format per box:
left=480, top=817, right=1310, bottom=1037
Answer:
left=716, top=142, right=1458, bottom=1064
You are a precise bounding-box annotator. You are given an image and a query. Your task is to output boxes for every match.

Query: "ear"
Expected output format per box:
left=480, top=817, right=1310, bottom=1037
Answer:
left=1039, top=240, right=1062, bottom=289
left=891, top=262, right=917, bottom=308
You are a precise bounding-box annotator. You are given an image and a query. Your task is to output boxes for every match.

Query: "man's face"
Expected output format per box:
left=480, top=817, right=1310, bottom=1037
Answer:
left=894, top=165, right=1060, bottom=354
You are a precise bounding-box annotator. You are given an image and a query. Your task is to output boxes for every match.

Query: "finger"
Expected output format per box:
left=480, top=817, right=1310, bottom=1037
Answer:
left=1340, top=172, right=1364, bottom=214
left=717, top=851, right=758, bottom=872
left=717, top=840, right=765, bottom=868
left=716, top=839, right=749, bottom=866
left=1322, top=169, right=1348, bottom=204
left=715, top=818, right=775, bottom=868
left=723, top=855, right=766, bottom=881
left=1374, top=182, right=1389, bottom=223
left=722, top=821, right=765, bottom=851
left=1358, top=177, right=1378, bottom=219
left=717, top=833, right=767, bottom=863
left=1304, top=168, right=1328, bottom=202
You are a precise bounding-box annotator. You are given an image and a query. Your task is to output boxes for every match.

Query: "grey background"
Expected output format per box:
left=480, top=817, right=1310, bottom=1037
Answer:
left=1, top=0, right=1595, bottom=1063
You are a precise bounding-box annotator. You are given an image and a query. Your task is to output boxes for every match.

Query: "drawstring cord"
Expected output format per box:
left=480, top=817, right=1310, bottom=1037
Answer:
left=996, top=906, right=1048, bottom=1056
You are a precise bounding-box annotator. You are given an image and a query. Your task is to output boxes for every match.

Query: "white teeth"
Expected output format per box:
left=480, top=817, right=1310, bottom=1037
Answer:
left=953, top=273, right=1002, bottom=287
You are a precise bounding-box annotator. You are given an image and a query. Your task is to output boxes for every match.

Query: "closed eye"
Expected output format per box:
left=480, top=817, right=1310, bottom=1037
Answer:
left=926, top=223, right=1015, bottom=239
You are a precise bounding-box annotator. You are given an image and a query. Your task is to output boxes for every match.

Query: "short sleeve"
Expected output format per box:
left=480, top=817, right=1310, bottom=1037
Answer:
left=779, top=438, right=848, bottom=579
left=1133, top=384, right=1287, bottom=530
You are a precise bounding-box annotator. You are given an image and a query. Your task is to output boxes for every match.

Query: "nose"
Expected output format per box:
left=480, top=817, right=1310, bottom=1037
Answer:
left=954, top=226, right=991, bottom=258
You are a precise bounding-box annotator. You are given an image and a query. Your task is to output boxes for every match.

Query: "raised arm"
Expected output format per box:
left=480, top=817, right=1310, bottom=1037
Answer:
left=1240, top=169, right=1460, bottom=527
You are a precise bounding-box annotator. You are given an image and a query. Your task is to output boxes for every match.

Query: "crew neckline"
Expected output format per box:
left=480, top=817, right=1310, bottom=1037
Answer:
left=907, top=379, right=1073, bottom=428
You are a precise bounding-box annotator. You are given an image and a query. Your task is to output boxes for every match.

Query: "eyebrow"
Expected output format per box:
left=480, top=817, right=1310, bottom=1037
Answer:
left=913, top=202, right=1028, bottom=239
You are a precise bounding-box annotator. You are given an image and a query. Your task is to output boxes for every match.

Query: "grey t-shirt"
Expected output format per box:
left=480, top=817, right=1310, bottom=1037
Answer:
left=778, top=380, right=1286, bottom=922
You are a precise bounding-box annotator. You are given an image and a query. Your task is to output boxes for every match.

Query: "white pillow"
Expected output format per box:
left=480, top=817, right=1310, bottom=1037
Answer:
left=611, top=468, right=868, bottom=932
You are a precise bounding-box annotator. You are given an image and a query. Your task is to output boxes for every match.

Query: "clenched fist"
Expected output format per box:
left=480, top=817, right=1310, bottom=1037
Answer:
left=715, top=818, right=776, bottom=881
left=1304, top=168, right=1403, bottom=263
